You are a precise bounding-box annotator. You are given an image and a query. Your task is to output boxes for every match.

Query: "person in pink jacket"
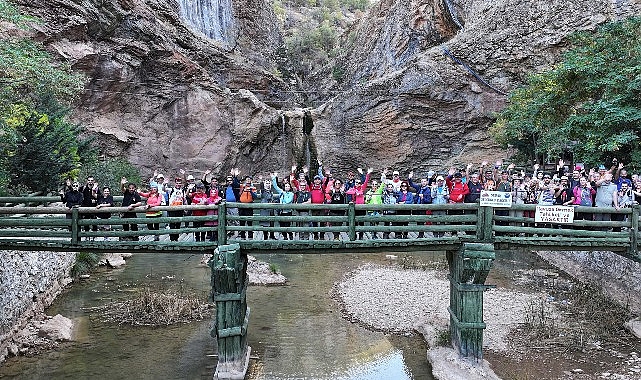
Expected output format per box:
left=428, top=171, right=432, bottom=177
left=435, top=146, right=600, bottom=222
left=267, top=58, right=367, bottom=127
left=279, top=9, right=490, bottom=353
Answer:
left=346, top=168, right=372, bottom=239
left=139, top=186, right=163, bottom=241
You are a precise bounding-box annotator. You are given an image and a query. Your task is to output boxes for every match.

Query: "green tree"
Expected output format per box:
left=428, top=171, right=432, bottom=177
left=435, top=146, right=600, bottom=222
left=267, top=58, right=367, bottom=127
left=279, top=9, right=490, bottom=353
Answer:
left=491, top=17, right=641, bottom=168
left=0, top=104, right=92, bottom=193
left=79, top=157, right=142, bottom=195
left=0, top=0, right=93, bottom=194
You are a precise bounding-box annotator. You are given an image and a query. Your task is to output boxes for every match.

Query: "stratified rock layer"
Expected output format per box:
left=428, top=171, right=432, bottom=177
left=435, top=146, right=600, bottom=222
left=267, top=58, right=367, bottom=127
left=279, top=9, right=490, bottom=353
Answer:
left=10, top=0, right=641, bottom=178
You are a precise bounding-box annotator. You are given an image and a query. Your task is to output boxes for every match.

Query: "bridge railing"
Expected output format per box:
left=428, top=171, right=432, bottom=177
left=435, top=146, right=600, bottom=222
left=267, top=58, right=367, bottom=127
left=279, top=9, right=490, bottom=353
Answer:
left=0, top=198, right=638, bottom=257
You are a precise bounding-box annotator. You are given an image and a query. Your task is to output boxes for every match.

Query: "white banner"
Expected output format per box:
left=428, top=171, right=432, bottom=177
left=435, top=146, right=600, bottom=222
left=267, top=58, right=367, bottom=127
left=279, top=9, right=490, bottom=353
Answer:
left=535, top=205, right=575, bottom=224
left=479, top=191, right=512, bottom=207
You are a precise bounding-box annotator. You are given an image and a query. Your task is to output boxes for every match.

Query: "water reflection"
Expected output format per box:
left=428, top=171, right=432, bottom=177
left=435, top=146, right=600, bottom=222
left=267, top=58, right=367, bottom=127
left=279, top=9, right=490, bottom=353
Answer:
left=0, top=252, right=433, bottom=380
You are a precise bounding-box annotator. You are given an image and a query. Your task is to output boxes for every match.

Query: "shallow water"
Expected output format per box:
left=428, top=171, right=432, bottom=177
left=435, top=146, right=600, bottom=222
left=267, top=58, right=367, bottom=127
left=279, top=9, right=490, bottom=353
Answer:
left=0, top=252, right=435, bottom=380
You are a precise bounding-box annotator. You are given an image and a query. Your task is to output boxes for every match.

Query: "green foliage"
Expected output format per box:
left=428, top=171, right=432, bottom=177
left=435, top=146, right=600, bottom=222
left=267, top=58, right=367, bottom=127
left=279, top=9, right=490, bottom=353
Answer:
left=492, top=17, right=641, bottom=168
left=0, top=39, right=85, bottom=114
left=268, top=263, right=280, bottom=274
left=79, top=158, right=142, bottom=194
left=0, top=0, right=36, bottom=27
left=0, top=104, right=93, bottom=193
left=0, top=0, right=91, bottom=194
left=70, top=251, right=100, bottom=278
left=275, top=0, right=371, bottom=82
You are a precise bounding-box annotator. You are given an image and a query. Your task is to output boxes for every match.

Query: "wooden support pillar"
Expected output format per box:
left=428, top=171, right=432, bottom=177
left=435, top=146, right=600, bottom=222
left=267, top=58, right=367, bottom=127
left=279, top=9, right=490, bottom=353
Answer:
left=447, top=242, right=495, bottom=360
left=208, top=244, right=250, bottom=380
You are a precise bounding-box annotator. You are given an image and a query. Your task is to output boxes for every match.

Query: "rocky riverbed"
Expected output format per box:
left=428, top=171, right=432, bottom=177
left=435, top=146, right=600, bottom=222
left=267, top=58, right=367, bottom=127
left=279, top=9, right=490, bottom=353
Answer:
left=334, top=262, right=641, bottom=380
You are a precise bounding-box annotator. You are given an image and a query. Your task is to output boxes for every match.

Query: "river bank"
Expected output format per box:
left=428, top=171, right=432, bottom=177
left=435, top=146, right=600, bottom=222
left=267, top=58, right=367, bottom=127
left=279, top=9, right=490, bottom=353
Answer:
left=334, top=251, right=641, bottom=380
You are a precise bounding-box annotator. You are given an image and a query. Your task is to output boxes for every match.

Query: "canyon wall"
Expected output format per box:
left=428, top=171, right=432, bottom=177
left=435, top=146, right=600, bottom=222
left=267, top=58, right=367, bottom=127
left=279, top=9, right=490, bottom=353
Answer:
left=10, top=0, right=641, bottom=179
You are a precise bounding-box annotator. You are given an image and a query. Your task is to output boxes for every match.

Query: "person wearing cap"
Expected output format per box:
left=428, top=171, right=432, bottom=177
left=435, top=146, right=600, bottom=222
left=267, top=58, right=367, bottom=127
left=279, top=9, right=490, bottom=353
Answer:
left=381, top=169, right=403, bottom=192
left=537, top=173, right=555, bottom=206
left=594, top=172, right=619, bottom=230
left=446, top=170, right=469, bottom=204
left=149, top=172, right=169, bottom=214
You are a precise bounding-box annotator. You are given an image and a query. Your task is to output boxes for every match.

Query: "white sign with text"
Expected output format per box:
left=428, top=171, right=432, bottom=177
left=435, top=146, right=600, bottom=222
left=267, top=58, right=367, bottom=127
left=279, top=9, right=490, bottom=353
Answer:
left=480, top=191, right=512, bottom=207
left=535, top=205, right=575, bottom=224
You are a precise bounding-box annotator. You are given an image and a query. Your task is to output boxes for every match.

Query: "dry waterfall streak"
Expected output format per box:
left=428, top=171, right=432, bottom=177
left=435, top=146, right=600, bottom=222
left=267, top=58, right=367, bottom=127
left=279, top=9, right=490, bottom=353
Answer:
left=441, top=47, right=508, bottom=96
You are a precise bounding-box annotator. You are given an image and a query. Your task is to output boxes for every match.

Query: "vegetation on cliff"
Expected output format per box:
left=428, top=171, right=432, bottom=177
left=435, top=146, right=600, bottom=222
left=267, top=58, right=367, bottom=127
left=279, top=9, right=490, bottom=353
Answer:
left=0, top=1, right=141, bottom=194
left=0, top=0, right=90, bottom=194
left=273, top=0, right=370, bottom=86
left=492, top=17, right=641, bottom=168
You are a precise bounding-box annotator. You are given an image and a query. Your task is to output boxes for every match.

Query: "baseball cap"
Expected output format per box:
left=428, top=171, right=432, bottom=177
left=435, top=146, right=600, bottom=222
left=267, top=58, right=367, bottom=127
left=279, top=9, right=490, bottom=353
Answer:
left=187, top=175, right=195, bottom=180
left=392, top=170, right=400, bottom=176
left=436, top=176, right=444, bottom=181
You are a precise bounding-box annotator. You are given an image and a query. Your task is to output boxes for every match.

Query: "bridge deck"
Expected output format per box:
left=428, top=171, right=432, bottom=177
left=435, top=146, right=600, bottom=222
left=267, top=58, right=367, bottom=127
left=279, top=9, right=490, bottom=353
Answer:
left=0, top=199, right=638, bottom=259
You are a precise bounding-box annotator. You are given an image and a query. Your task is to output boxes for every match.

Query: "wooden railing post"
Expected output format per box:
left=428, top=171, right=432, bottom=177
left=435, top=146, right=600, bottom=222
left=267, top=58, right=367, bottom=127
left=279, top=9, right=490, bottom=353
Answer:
left=348, top=202, right=356, bottom=241
left=71, top=207, right=80, bottom=245
left=218, top=202, right=227, bottom=246
left=629, top=205, right=639, bottom=258
left=476, top=206, right=493, bottom=242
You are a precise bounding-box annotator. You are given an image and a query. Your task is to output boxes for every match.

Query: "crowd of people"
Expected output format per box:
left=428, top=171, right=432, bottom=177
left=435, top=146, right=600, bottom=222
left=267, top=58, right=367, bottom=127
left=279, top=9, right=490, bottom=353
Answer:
left=59, top=158, right=640, bottom=241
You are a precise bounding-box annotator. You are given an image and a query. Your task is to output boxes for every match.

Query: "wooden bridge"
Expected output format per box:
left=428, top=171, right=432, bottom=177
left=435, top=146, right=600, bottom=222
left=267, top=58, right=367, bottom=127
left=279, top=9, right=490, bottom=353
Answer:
left=2, top=197, right=640, bottom=379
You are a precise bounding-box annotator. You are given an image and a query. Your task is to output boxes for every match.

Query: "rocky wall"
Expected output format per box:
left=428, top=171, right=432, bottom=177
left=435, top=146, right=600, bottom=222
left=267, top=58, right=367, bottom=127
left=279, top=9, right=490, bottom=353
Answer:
left=0, top=250, right=75, bottom=362
left=536, top=251, right=641, bottom=315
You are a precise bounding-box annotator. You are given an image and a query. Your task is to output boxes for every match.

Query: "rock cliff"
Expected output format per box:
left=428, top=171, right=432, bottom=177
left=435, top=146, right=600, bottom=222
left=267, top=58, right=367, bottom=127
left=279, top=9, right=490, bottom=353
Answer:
left=10, top=0, right=641, bottom=179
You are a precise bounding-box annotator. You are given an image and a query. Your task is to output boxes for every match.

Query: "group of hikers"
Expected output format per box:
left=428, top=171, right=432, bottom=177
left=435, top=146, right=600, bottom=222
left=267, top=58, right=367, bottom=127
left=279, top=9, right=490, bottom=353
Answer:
left=59, top=157, right=639, bottom=241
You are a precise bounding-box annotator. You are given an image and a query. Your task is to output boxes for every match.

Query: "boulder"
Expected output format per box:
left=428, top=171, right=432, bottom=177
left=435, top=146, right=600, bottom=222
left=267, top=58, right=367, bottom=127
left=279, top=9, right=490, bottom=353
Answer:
left=37, top=314, right=74, bottom=341
left=427, top=347, right=500, bottom=380
left=625, top=318, right=641, bottom=340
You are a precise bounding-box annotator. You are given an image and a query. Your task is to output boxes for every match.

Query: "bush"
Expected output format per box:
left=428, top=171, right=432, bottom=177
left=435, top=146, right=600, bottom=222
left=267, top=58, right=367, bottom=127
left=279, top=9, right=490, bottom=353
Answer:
left=78, top=158, right=142, bottom=195
left=70, top=251, right=100, bottom=278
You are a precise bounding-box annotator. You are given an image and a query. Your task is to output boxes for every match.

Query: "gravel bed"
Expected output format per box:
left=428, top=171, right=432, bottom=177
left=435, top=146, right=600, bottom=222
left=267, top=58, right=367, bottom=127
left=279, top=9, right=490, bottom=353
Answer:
left=334, top=264, right=540, bottom=352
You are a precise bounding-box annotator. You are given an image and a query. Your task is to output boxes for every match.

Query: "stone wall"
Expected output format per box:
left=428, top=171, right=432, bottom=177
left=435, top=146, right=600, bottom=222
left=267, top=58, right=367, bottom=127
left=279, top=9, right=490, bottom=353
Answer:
left=0, top=250, right=75, bottom=362
left=537, top=251, right=641, bottom=315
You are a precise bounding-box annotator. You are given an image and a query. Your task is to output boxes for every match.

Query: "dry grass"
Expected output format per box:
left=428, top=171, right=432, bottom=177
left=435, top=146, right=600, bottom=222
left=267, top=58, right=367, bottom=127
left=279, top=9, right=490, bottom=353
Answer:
left=98, top=286, right=212, bottom=326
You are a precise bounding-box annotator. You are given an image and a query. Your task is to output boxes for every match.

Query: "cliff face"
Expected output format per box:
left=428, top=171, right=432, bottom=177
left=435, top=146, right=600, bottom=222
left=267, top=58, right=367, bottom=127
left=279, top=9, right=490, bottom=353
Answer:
left=305, top=0, right=641, bottom=175
left=11, top=0, right=641, bottom=179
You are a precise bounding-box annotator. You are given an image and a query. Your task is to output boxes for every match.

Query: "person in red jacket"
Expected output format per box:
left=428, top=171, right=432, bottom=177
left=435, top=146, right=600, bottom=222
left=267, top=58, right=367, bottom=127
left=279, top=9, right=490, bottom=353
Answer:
left=446, top=171, right=469, bottom=203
